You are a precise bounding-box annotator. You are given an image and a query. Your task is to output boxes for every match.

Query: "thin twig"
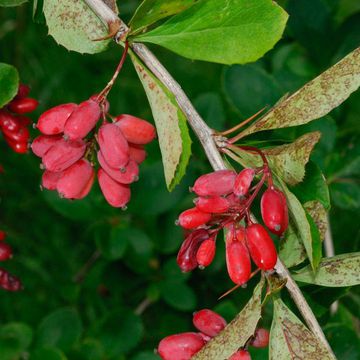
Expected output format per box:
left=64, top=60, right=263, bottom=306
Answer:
left=135, top=297, right=153, bottom=315
left=73, top=249, right=101, bottom=283
left=83, top=0, right=335, bottom=356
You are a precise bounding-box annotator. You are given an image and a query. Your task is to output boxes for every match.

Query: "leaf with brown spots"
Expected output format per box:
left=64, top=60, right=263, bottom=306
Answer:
left=293, top=253, right=360, bottom=287
left=270, top=298, right=335, bottom=360
left=192, top=278, right=264, bottom=360
left=130, top=52, right=191, bottom=191
left=239, top=47, right=360, bottom=137
left=44, top=0, right=110, bottom=54
left=304, top=201, right=328, bottom=241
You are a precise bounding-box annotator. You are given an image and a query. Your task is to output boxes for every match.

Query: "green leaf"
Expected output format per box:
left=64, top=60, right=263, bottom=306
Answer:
left=0, top=63, right=19, bottom=108
left=131, top=351, right=159, bottom=360
left=133, top=0, right=288, bottom=65
left=130, top=52, right=191, bottom=190
left=293, top=253, right=360, bottom=287
left=330, top=182, right=360, bottom=210
left=304, top=201, right=328, bottom=241
left=270, top=298, right=335, bottom=360
left=0, top=0, right=27, bottom=7
left=192, top=278, right=264, bottom=360
left=95, top=225, right=128, bottom=260
left=160, top=280, right=196, bottom=311
left=43, top=0, right=110, bottom=54
left=129, top=0, right=198, bottom=35
left=75, top=338, right=104, bottom=360
left=36, top=308, right=83, bottom=351
left=239, top=47, right=360, bottom=136
left=30, top=346, right=67, bottom=360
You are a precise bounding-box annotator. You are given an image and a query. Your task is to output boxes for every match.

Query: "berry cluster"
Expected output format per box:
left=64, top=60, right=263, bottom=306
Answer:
left=0, top=231, right=22, bottom=292
left=176, top=163, right=288, bottom=285
left=31, top=96, right=156, bottom=207
left=158, top=308, right=269, bottom=359
left=0, top=84, right=38, bottom=153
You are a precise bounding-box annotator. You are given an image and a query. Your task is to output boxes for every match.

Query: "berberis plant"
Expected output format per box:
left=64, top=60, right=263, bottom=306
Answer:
left=0, top=0, right=359, bottom=359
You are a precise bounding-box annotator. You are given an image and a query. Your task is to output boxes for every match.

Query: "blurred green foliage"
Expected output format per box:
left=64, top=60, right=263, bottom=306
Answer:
left=0, top=0, right=359, bottom=359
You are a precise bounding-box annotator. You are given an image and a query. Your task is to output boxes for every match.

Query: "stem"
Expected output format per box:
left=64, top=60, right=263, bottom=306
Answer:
left=83, top=0, right=335, bottom=355
left=72, top=249, right=101, bottom=283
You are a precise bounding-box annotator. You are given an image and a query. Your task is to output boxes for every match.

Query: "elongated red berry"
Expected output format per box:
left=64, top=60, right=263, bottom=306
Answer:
left=8, top=98, right=38, bottom=114
left=129, top=143, right=147, bottom=164
left=196, top=238, right=216, bottom=268
left=229, top=349, right=251, bottom=360
left=157, top=332, right=205, bottom=360
left=0, top=243, right=12, bottom=261
left=116, top=114, right=156, bottom=145
left=0, top=231, right=6, bottom=241
left=41, top=170, right=63, bottom=190
left=178, top=207, right=212, bottom=229
left=42, top=139, right=86, bottom=172
left=2, top=125, right=30, bottom=143
left=31, top=135, right=63, bottom=158
left=16, top=84, right=30, bottom=99
left=261, top=188, right=288, bottom=236
left=177, top=229, right=209, bottom=272
left=37, top=103, right=77, bottom=135
left=98, top=123, right=129, bottom=169
left=64, top=99, right=100, bottom=140
left=233, top=168, right=255, bottom=197
left=250, top=328, right=269, bottom=348
left=4, top=138, right=28, bottom=153
left=56, top=159, right=94, bottom=199
left=0, top=111, right=21, bottom=132
left=192, top=170, right=236, bottom=197
left=0, top=268, right=22, bottom=291
left=90, top=94, right=109, bottom=113
left=98, top=168, right=131, bottom=208
left=246, top=224, right=277, bottom=270
left=193, top=309, right=227, bottom=337
left=194, top=196, right=230, bottom=214
left=97, top=151, right=138, bottom=184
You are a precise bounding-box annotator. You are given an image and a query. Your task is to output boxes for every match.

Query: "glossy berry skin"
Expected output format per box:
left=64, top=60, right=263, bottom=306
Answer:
left=97, top=151, right=139, bottom=184
left=177, top=229, right=209, bottom=272
left=16, top=84, right=30, bottom=99
left=246, top=224, right=277, bottom=271
left=64, top=99, right=100, bottom=140
left=194, top=196, right=230, bottom=214
left=116, top=114, right=156, bottom=145
left=233, top=168, right=255, bottom=197
left=229, top=349, right=252, bottom=360
left=98, top=123, right=129, bottom=169
left=250, top=328, right=269, bottom=348
left=196, top=238, right=216, bottom=268
left=192, top=170, right=236, bottom=197
left=42, top=139, right=86, bottom=172
left=98, top=168, right=131, bottom=208
left=178, top=207, right=212, bottom=230
left=56, top=160, right=94, bottom=199
left=8, top=98, right=39, bottom=114
left=193, top=309, right=227, bottom=337
left=261, top=188, right=288, bottom=236
left=37, top=103, right=77, bottom=135
left=2, top=125, right=30, bottom=143
left=0, top=243, right=12, bottom=261
left=41, top=170, right=63, bottom=191
left=129, top=143, right=147, bottom=164
left=0, top=111, right=21, bottom=132
left=31, top=135, right=63, bottom=158
left=4, top=138, right=28, bottom=153
left=0, top=268, right=22, bottom=292
left=157, top=332, right=205, bottom=360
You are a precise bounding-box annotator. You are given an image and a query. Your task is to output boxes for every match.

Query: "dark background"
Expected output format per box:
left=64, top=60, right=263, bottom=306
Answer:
left=0, top=0, right=359, bottom=359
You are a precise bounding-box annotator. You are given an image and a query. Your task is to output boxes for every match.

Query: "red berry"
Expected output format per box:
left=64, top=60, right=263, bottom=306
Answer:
left=4, top=138, right=28, bottom=153
left=260, top=188, right=288, bottom=236
left=98, top=168, right=131, bottom=208
left=8, top=98, right=38, bottom=114
left=226, top=238, right=251, bottom=285
left=16, top=84, right=30, bottom=99
left=42, top=139, right=86, bottom=172
left=116, top=114, right=156, bottom=145
left=229, top=349, right=251, bottom=360
left=192, top=170, right=236, bottom=197
left=197, top=333, right=212, bottom=343
left=194, top=196, right=230, bottom=214
left=178, top=207, right=212, bottom=229
left=98, top=123, right=129, bottom=169
left=0, top=111, right=21, bottom=132
left=41, top=170, right=63, bottom=190
left=193, top=309, right=227, bottom=337
left=246, top=224, right=277, bottom=271
left=31, top=135, right=63, bottom=158
left=90, top=94, right=109, bottom=113
left=157, top=332, right=205, bottom=360
left=196, top=238, right=216, bottom=268
left=17, top=116, right=31, bottom=127
left=250, top=328, right=269, bottom=348
left=2, top=125, right=30, bottom=143
left=177, top=229, right=209, bottom=272
left=37, top=103, right=77, bottom=135
left=0, top=243, right=12, bottom=261
left=56, top=159, right=94, bottom=199
left=233, top=168, right=255, bottom=197
left=97, top=151, right=139, bottom=184
left=129, top=143, right=147, bottom=164
left=0, top=268, right=22, bottom=292
left=64, top=99, right=100, bottom=140
left=0, top=231, right=6, bottom=241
